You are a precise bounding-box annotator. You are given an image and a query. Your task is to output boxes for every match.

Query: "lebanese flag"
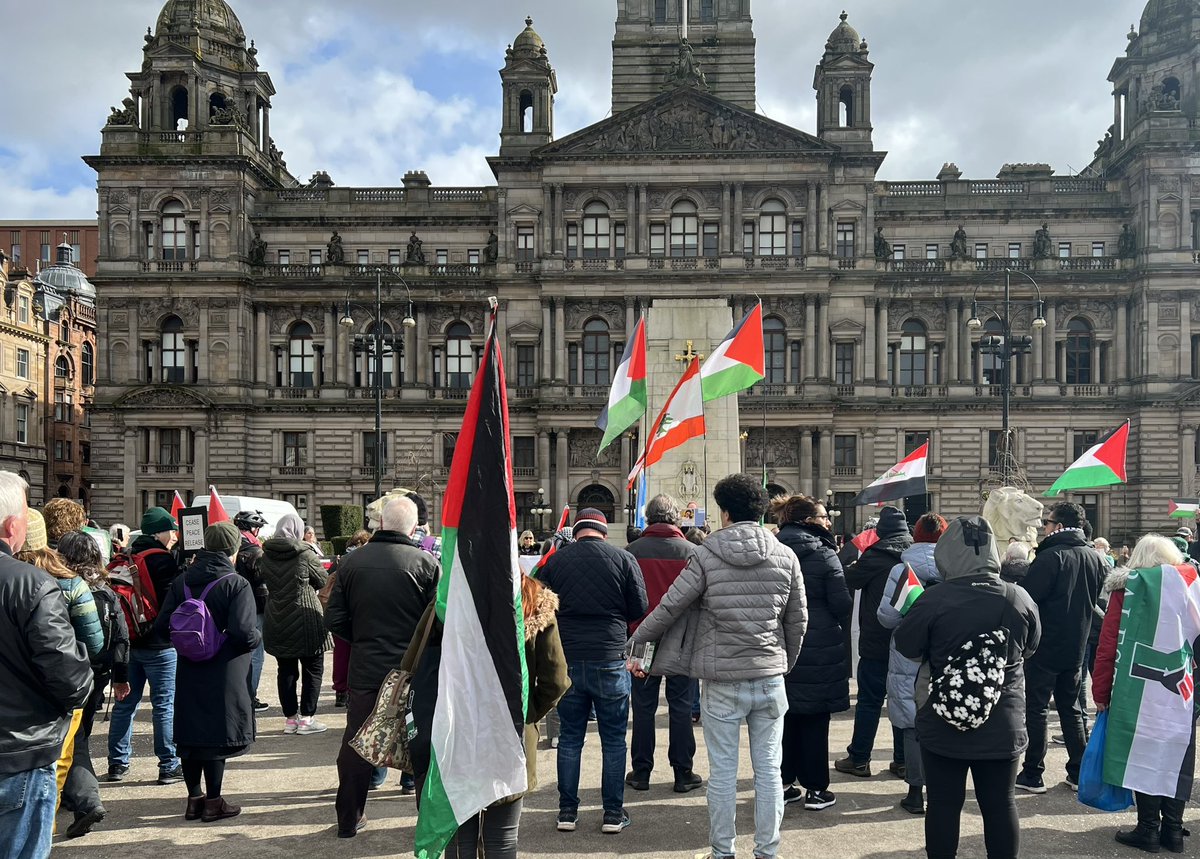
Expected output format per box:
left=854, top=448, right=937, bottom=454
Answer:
left=627, top=357, right=706, bottom=486
left=530, top=504, right=570, bottom=579
left=1104, top=563, right=1200, bottom=799
left=853, top=444, right=928, bottom=506
left=701, top=303, right=765, bottom=401
left=207, top=486, right=230, bottom=524
left=415, top=303, right=528, bottom=859
left=1169, top=499, right=1199, bottom=519
left=596, top=315, right=648, bottom=453
left=1043, top=420, right=1129, bottom=497
left=890, top=565, right=926, bottom=616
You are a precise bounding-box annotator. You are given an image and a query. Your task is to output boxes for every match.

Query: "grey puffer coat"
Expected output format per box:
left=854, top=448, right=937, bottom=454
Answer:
left=629, top=521, right=808, bottom=682
left=260, top=537, right=331, bottom=659
left=877, top=541, right=941, bottom=730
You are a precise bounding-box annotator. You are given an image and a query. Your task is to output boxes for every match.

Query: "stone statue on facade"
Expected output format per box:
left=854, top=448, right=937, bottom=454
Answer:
left=950, top=225, right=970, bottom=260
left=406, top=231, right=426, bottom=264
left=484, top=230, right=499, bottom=264
left=248, top=230, right=267, bottom=265
left=663, top=38, right=708, bottom=91
left=107, top=97, right=139, bottom=126
left=873, top=226, right=892, bottom=261
left=326, top=230, right=345, bottom=264
left=211, top=96, right=242, bottom=127
left=1117, top=224, right=1138, bottom=259
left=1032, top=222, right=1053, bottom=259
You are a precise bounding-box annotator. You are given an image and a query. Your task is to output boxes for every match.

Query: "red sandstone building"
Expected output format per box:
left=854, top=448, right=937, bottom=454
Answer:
left=0, top=221, right=100, bottom=278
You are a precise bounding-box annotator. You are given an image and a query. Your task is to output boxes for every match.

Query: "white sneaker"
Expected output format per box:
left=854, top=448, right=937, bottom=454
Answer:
left=283, top=718, right=299, bottom=735
left=296, top=717, right=328, bottom=735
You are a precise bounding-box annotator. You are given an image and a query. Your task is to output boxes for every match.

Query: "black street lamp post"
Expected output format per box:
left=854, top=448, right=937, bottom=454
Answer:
left=531, top=487, right=553, bottom=539
left=965, top=269, right=1047, bottom=486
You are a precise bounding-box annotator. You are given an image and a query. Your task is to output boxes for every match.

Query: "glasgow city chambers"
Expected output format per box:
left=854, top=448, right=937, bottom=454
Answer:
left=86, top=0, right=1200, bottom=542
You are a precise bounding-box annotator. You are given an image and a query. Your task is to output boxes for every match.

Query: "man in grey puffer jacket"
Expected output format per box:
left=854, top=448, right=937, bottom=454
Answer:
left=629, top=474, right=806, bottom=859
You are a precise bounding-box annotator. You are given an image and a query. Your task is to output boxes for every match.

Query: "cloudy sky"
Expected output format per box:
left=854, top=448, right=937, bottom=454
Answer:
left=4, top=0, right=1146, bottom=219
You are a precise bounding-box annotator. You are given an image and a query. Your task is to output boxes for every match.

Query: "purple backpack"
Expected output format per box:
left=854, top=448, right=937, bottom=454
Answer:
left=169, top=574, right=234, bottom=662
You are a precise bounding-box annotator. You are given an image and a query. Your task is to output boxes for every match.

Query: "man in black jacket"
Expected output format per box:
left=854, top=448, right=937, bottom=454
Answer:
left=325, top=495, right=438, bottom=837
left=540, top=508, right=647, bottom=835
left=838, top=505, right=911, bottom=778
left=0, top=472, right=93, bottom=857
left=1017, top=501, right=1106, bottom=794
left=234, top=509, right=270, bottom=712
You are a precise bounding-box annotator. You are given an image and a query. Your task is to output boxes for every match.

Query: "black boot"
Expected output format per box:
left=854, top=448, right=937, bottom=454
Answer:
left=1116, top=793, right=1163, bottom=854
left=899, top=785, right=924, bottom=815
left=1160, top=797, right=1186, bottom=854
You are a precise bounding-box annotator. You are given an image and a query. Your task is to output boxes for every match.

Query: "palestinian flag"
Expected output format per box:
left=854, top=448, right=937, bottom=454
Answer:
left=1044, top=420, right=1129, bottom=497
left=1169, top=499, right=1200, bottom=519
left=701, top=302, right=765, bottom=401
left=530, top=505, right=570, bottom=579
left=627, top=357, right=706, bottom=486
left=415, top=304, right=529, bottom=859
left=596, top=315, right=648, bottom=454
left=891, top=565, right=925, bottom=616
left=1104, top=563, right=1200, bottom=800
left=207, top=486, right=230, bottom=524
left=853, top=444, right=928, bottom=506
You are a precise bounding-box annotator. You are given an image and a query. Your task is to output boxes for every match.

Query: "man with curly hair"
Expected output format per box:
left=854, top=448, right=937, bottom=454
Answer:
left=43, top=498, right=87, bottom=548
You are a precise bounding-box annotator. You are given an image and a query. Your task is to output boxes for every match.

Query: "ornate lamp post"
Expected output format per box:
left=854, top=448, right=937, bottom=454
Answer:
left=339, top=269, right=416, bottom=501
left=531, top=487, right=553, bottom=539
left=964, top=269, right=1047, bottom=486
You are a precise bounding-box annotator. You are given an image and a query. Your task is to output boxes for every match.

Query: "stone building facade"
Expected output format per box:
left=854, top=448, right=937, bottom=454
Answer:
left=86, top=0, right=1200, bottom=542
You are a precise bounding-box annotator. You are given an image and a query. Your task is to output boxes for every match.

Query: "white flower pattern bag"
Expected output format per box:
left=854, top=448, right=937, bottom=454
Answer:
left=928, top=585, right=1017, bottom=732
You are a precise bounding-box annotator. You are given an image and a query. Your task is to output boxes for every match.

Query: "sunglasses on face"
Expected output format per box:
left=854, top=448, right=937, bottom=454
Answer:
left=1042, top=519, right=1057, bottom=526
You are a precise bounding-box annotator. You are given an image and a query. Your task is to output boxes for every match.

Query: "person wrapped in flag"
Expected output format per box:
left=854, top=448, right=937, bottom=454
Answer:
left=1091, top=534, right=1200, bottom=854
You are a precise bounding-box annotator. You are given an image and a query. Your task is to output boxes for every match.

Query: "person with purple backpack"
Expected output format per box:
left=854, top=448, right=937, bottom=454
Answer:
left=153, top=521, right=260, bottom=823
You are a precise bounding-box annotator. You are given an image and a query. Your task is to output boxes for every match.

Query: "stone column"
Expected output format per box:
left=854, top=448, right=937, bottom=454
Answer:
left=875, top=300, right=889, bottom=382
left=229, top=303, right=243, bottom=384
left=555, top=429, right=569, bottom=512
left=891, top=343, right=901, bottom=384
left=800, top=430, right=814, bottom=496
left=1091, top=341, right=1102, bottom=385
left=541, top=301, right=552, bottom=381
left=625, top=300, right=635, bottom=336
left=637, top=185, right=648, bottom=255
left=324, top=307, right=336, bottom=387
left=554, top=184, right=566, bottom=256
left=863, top=429, right=875, bottom=481
left=538, top=431, right=551, bottom=495
left=818, top=431, right=833, bottom=497
left=1148, top=295, right=1160, bottom=377
left=123, top=428, right=138, bottom=524
left=193, top=428, right=208, bottom=499
left=553, top=301, right=566, bottom=381
left=497, top=301, right=510, bottom=378
left=722, top=184, right=732, bottom=254
left=804, top=296, right=816, bottom=379
left=129, top=309, right=141, bottom=382
left=1043, top=302, right=1056, bottom=381
left=733, top=184, right=744, bottom=254
left=626, top=185, right=636, bottom=251
left=1182, top=301, right=1192, bottom=378
left=816, top=299, right=828, bottom=379
left=542, top=186, right=553, bottom=257
left=619, top=433, right=632, bottom=484
left=1183, top=177, right=1194, bottom=251
left=816, top=184, right=827, bottom=253
left=255, top=307, right=268, bottom=384
left=1184, top=424, right=1197, bottom=494
left=1030, top=310, right=1042, bottom=382
left=947, top=301, right=960, bottom=383
left=1116, top=301, right=1128, bottom=381
left=863, top=298, right=875, bottom=379
left=806, top=183, right=818, bottom=254
left=197, top=307, right=209, bottom=383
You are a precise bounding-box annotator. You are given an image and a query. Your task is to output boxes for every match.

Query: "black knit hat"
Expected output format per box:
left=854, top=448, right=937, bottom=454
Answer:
left=875, top=505, right=910, bottom=539
left=574, top=508, right=609, bottom=536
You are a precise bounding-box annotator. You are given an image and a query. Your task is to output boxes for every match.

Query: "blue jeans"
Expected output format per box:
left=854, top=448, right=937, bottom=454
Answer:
left=847, top=657, right=903, bottom=766
left=107, top=647, right=179, bottom=774
left=250, top=613, right=265, bottom=696
left=702, top=676, right=787, bottom=859
left=556, top=660, right=630, bottom=815
left=0, top=764, right=56, bottom=859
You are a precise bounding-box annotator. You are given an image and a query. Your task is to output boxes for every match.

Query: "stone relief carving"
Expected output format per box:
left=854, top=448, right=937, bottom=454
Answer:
left=140, top=191, right=155, bottom=210
left=744, top=429, right=799, bottom=469
left=565, top=300, right=625, bottom=331
left=426, top=305, right=485, bottom=336
left=1055, top=300, right=1114, bottom=330
left=140, top=299, right=198, bottom=328
left=764, top=297, right=806, bottom=328
left=119, top=387, right=208, bottom=408
left=269, top=306, right=325, bottom=335
left=209, top=188, right=231, bottom=210
left=111, top=311, right=128, bottom=327
left=888, top=301, right=946, bottom=332
left=569, top=430, right=620, bottom=468
left=108, top=190, right=130, bottom=210
left=1159, top=302, right=1180, bottom=323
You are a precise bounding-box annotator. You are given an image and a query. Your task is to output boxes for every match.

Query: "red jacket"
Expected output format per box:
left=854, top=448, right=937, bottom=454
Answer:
left=625, top=523, right=695, bottom=633
left=1091, top=587, right=1124, bottom=708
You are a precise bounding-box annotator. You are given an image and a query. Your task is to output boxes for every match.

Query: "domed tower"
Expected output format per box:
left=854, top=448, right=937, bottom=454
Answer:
left=813, top=11, right=875, bottom=151
left=499, top=17, right=558, bottom=156
left=1109, top=0, right=1200, bottom=144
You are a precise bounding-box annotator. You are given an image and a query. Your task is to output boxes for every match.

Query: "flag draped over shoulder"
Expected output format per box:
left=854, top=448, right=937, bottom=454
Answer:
left=415, top=304, right=529, bottom=859
left=1044, top=420, right=1129, bottom=497
left=627, top=356, right=706, bottom=486
left=596, top=315, right=647, bottom=453
left=1104, top=564, right=1200, bottom=800
left=701, top=302, right=765, bottom=401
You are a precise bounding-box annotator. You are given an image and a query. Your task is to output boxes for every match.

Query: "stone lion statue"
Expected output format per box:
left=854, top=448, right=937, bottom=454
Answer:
left=982, top=486, right=1044, bottom=546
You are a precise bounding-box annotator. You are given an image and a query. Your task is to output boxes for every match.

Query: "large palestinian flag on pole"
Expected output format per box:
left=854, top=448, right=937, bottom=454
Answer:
left=627, top=356, right=706, bottom=486
left=1103, top=563, right=1200, bottom=800
left=853, top=443, right=928, bottom=506
left=701, top=302, right=765, bottom=401
left=596, top=315, right=648, bottom=454
left=415, top=301, right=529, bottom=859
left=1044, top=420, right=1129, bottom=497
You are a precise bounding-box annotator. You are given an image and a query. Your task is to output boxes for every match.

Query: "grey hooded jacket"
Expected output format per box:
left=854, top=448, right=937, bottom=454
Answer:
left=628, top=521, right=808, bottom=682
left=877, top=541, right=941, bottom=729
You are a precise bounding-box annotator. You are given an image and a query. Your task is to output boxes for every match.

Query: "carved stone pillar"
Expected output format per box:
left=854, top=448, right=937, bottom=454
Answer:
left=800, top=430, right=814, bottom=496
left=255, top=307, right=268, bottom=385
left=129, top=307, right=141, bottom=382
left=555, top=429, right=570, bottom=512
left=323, top=307, right=336, bottom=387
left=553, top=183, right=566, bottom=257
left=1116, top=301, right=1128, bottom=381
left=946, top=301, right=960, bottom=383
left=193, top=428, right=208, bottom=500
left=1091, top=341, right=1102, bottom=384
left=1184, top=424, right=1197, bottom=495
left=806, top=183, right=818, bottom=254
left=863, top=429, right=875, bottom=481
left=722, top=184, right=732, bottom=254
left=542, top=186, right=553, bottom=256
left=538, top=431, right=551, bottom=497
left=541, top=301, right=553, bottom=381
left=733, top=183, right=744, bottom=254
left=875, top=300, right=889, bottom=382
left=197, top=306, right=209, bottom=383
left=123, top=427, right=138, bottom=524
left=553, top=301, right=566, bottom=381
left=816, top=298, right=829, bottom=379
left=803, top=297, right=816, bottom=379
left=637, top=185, right=649, bottom=255
left=818, top=431, right=833, bottom=497
left=1043, top=302, right=1057, bottom=381
left=1182, top=299, right=1192, bottom=379
left=1148, top=295, right=1160, bottom=377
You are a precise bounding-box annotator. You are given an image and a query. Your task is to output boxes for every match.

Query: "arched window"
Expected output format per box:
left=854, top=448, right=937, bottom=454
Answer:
left=577, top=484, right=616, bottom=523
left=161, top=200, right=187, bottom=261
left=519, top=90, right=534, bottom=133
left=356, top=322, right=396, bottom=388
left=209, top=92, right=228, bottom=120
left=54, top=356, right=71, bottom=380
left=582, top=318, right=611, bottom=386
left=161, top=315, right=185, bottom=383
left=1066, top=318, right=1093, bottom=384
left=980, top=319, right=1005, bottom=386
left=446, top=322, right=472, bottom=389
left=764, top=316, right=786, bottom=384
left=288, top=322, right=315, bottom=388
left=170, top=85, right=189, bottom=129
left=670, top=200, right=699, bottom=258
left=1163, top=77, right=1181, bottom=106
left=582, top=202, right=611, bottom=259
left=758, top=199, right=787, bottom=257
left=81, top=343, right=94, bottom=386
left=839, top=85, right=854, bottom=127
left=899, top=320, right=928, bottom=386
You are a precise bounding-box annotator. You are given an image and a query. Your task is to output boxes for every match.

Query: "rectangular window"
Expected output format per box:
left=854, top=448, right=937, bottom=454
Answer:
left=441, top=432, right=456, bottom=467
left=282, top=493, right=309, bottom=523
left=1092, top=241, right=1106, bottom=257
left=467, top=249, right=480, bottom=265
left=18, top=296, right=29, bottom=325
left=515, top=225, right=534, bottom=261
left=650, top=223, right=666, bottom=257
left=742, top=222, right=755, bottom=257
left=975, top=243, right=988, bottom=259
left=1008, top=243, right=1021, bottom=259
left=436, top=249, right=448, bottom=266
left=834, top=435, right=857, bottom=468
left=614, top=223, right=626, bottom=258
left=159, top=428, right=182, bottom=465
left=836, top=222, right=855, bottom=258
left=357, top=249, right=369, bottom=265
left=309, top=249, right=322, bottom=265
left=15, top=404, right=28, bottom=445
left=790, top=341, right=802, bottom=384
left=904, top=431, right=930, bottom=457
left=40, top=231, right=50, bottom=262
left=516, top=345, right=536, bottom=388
left=71, top=244, right=81, bottom=263
left=1058, top=242, right=1072, bottom=259
left=791, top=221, right=804, bottom=256
left=8, top=232, right=18, bottom=263
left=54, top=391, right=72, bottom=423
left=513, top=436, right=536, bottom=470
left=699, top=0, right=715, bottom=20
left=1075, top=493, right=1100, bottom=530
left=388, top=249, right=401, bottom=265
left=987, top=430, right=1004, bottom=468
left=925, top=243, right=939, bottom=260
left=892, top=244, right=906, bottom=261
left=835, top=343, right=854, bottom=385
left=363, top=432, right=388, bottom=468
left=277, top=249, right=290, bottom=265
left=1072, top=430, right=1099, bottom=462
left=703, top=223, right=720, bottom=258
left=283, top=431, right=307, bottom=467
left=55, top=440, right=71, bottom=462
left=16, top=349, right=28, bottom=379
left=566, top=224, right=578, bottom=259
left=81, top=443, right=91, bottom=465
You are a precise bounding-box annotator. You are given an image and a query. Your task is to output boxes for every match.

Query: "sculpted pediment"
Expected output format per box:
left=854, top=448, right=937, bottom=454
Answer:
left=535, top=89, right=837, bottom=158
left=117, top=386, right=212, bottom=409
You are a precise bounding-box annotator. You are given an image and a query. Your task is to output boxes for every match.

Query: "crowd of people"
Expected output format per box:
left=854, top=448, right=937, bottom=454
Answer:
left=1, top=464, right=1198, bottom=859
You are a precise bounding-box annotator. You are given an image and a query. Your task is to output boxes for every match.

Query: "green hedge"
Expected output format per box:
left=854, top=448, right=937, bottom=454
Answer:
left=319, top=540, right=334, bottom=557
left=320, top=504, right=363, bottom=542
left=331, top=535, right=350, bottom=556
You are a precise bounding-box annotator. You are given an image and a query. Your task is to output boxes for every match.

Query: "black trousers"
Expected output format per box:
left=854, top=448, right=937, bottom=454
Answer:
left=780, top=711, right=831, bottom=792
left=1021, top=658, right=1087, bottom=782
left=61, top=680, right=105, bottom=815
left=922, top=750, right=1019, bottom=859
left=336, top=688, right=378, bottom=835
left=630, top=674, right=696, bottom=776
left=182, top=758, right=226, bottom=799
left=445, top=799, right=523, bottom=859
left=277, top=654, right=324, bottom=718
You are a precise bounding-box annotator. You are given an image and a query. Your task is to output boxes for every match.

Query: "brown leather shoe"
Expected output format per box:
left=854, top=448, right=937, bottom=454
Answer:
left=201, top=797, right=242, bottom=822
left=184, top=796, right=205, bottom=821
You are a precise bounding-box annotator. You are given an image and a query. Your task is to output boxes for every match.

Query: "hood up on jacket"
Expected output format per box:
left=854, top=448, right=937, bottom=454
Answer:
left=262, top=536, right=310, bottom=561
left=900, top=541, right=941, bottom=584
left=704, top=522, right=773, bottom=567
left=525, top=587, right=559, bottom=640
left=934, top=515, right=1001, bottom=582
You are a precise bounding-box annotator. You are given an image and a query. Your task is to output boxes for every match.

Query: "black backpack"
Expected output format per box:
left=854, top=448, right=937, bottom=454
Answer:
left=90, top=584, right=125, bottom=669
left=929, top=583, right=1017, bottom=732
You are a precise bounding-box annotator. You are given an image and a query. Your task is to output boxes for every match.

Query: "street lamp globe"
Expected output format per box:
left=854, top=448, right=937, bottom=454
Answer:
left=402, top=312, right=416, bottom=329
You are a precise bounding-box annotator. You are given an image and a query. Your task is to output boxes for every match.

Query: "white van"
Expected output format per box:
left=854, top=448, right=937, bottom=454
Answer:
left=194, top=496, right=300, bottom=539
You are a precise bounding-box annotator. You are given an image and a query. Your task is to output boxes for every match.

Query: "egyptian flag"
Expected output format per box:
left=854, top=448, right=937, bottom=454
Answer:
left=207, top=486, right=230, bottom=524
left=1044, top=420, right=1129, bottom=497
left=701, top=302, right=765, bottom=401
left=1104, top=564, right=1200, bottom=800
left=854, top=444, right=928, bottom=506
left=890, top=565, right=925, bottom=616
left=530, top=504, right=570, bottom=579
left=1169, top=499, right=1199, bottom=519
left=597, top=315, right=648, bottom=454
left=415, top=302, right=529, bottom=859
left=627, top=357, right=706, bottom=486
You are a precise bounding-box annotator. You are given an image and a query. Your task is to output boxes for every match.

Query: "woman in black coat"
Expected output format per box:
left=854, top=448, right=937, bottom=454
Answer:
left=772, top=494, right=853, bottom=811
left=154, top=522, right=260, bottom=823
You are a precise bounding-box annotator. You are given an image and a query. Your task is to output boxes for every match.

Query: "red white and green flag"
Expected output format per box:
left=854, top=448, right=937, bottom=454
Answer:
left=853, top=444, right=928, bottom=506
left=415, top=303, right=529, bottom=859
left=627, top=356, right=706, bottom=486
left=890, top=565, right=926, bottom=616
left=1169, top=499, right=1199, bottom=519
left=1104, top=563, right=1200, bottom=799
left=1043, top=420, right=1129, bottom=497
left=596, top=315, right=648, bottom=453
left=701, top=302, right=765, bottom=401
